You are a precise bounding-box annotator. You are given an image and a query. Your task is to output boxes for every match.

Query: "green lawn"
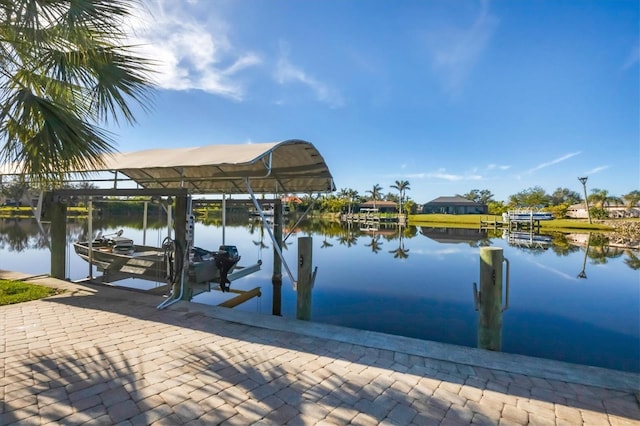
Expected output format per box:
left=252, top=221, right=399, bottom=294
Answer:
left=408, top=214, right=613, bottom=231
left=0, top=206, right=87, bottom=218
left=0, top=279, right=61, bottom=306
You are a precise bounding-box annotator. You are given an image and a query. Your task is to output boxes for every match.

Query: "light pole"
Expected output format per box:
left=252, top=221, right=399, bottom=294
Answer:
left=578, top=176, right=591, bottom=224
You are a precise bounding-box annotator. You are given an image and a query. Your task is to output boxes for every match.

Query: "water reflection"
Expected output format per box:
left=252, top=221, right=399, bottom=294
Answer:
left=389, top=226, right=410, bottom=259
left=1, top=217, right=639, bottom=271
left=1, top=216, right=639, bottom=372
left=577, top=234, right=590, bottom=279
left=420, top=227, right=488, bottom=245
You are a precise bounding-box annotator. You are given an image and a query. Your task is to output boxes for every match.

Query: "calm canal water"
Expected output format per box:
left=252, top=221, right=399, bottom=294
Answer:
left=1, top=215, right=638, bottom=373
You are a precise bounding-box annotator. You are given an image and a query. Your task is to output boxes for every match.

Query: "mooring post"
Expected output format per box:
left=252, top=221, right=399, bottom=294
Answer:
left=477, top=247, right=505, bottom=351
left=174, top=194, right=188, bottom=300
left=50, top=195, right=67, bottom=280
left=296, top=236, right=313, bottom=320
left=272, top=200, right=283, bottom=316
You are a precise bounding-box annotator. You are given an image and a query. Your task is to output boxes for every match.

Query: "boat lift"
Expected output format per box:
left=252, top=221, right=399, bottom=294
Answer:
left=3, top=140, right=335, bottom=314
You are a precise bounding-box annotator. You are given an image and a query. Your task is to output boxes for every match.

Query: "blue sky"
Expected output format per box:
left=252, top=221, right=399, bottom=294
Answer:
left=114, top=0, right=639, bottom=203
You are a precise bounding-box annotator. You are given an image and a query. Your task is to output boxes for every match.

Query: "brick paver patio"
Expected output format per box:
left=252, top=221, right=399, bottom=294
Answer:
left=1, top=271, right=638, bottom=425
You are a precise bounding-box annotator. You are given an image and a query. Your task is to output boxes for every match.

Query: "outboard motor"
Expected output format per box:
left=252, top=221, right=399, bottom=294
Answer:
left=215, top=249, right=239, bottom=292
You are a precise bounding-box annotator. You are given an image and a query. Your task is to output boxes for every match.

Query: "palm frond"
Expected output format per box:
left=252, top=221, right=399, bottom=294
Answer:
left=0, top=0, right=155, bottom=184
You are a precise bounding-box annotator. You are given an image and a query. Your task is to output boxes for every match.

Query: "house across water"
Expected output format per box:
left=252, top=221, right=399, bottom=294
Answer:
left=421, top=196, right=487, bottom=214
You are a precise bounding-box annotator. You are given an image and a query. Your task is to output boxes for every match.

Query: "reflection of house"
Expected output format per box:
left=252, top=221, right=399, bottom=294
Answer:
left=566, top=201, right=640, bottom=219
left=420, top=227, right=487, bottom=244
left=357, top=200, right=397, bottom=213
left=421, top=196, right=487, bottom=214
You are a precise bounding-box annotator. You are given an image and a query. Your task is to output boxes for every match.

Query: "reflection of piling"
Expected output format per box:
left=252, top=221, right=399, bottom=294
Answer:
left=296, top=237, right=313, bottom=320
left=475, top=247, right=508, bottom=351
left=271, top=201, right=283, bottom=316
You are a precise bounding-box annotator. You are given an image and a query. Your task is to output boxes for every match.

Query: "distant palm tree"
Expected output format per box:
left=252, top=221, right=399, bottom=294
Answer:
left=623, top=190, right=640, bottom=210
left=588, top=189, right=622, bottom=209
left=347, top=189, right=358, bottom=214
left=338, top=188, right=358, bottom=214
left=367, top=184, right=383, bottom=209
left=0, top=0, right=155, bottom=185
left=390, top=180, right=410, bottom=215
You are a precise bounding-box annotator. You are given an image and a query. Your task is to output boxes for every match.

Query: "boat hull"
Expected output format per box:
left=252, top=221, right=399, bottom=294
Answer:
left=74, top=242, right=169, bottom=282
left=73, top=242, right=239, bottom=284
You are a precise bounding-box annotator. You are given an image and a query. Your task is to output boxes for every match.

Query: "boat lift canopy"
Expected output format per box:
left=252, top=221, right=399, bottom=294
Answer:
left=1, top=139, right=335, bottom=194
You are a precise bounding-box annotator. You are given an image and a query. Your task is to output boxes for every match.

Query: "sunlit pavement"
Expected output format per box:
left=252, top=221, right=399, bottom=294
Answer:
left=1, top=270, right=639, bottom=425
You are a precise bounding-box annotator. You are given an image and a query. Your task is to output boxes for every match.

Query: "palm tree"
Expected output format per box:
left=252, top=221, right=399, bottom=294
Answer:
left=390, top=180, right=410, bottom=215
left=0, top=0, right=155, bottom=185
left=367, top=184, right=383, bottom=209
left=338, top=188, right=358, bottom=214
left=588, top=189, right=622, bottom=209
left=623, top=190, right=640, bottom=211
left=347, top=188, right=358, bottom=214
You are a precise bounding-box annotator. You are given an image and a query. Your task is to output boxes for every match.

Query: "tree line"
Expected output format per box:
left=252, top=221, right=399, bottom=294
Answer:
left=288, top=182, right=640, bottom=218
left=3, top=173, right=639, bottom=220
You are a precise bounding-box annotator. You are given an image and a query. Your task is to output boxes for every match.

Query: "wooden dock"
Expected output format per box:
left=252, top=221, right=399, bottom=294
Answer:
left=340, top=209, right=406, bottom=225
left=480, top=216, right=544, bottom=231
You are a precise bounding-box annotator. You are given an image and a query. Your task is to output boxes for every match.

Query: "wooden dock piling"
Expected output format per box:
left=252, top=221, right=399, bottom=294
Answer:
left=296, top=236, right=313, bottom=321
left=476, top=247, right=507, bottom=351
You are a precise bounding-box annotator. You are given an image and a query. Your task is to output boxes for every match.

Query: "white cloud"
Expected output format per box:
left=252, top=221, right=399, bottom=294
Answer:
left=126, top=0, right=261, bottom=100
left=487, top=163, right=511, bottom=171
left=406, top=173, right=427, bottom=179
left=622, top=45, right=640, bottom=71
left=275, top=42, right=344, bottom=108
left=524, top=259, right=575, bottom=281
left=585, top=165, right=610, bottom=175
left=407, top=167, right=489, bottom=182
left=422, top=0, right=499, bottom=96
left=430, top=169, right=463, bottom=181
left=525, top=151, right=581, bottom=174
